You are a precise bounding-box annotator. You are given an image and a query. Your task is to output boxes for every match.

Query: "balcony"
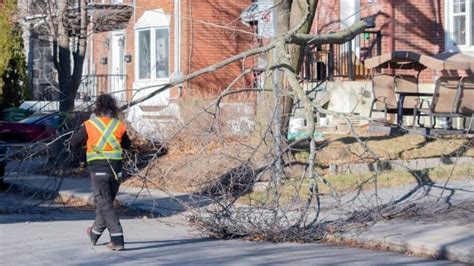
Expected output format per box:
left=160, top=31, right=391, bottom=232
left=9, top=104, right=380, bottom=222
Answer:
left=77, top=74, right=127, bottom=103
left=301, top=30, right=382, bottom=82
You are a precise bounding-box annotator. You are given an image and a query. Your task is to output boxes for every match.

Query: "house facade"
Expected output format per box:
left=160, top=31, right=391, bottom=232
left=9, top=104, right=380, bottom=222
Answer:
left=21, top=1, right=472, bottom=131
left=302, top=0, right=473, bottom=124
left=83, top=0, right=257, bottom=135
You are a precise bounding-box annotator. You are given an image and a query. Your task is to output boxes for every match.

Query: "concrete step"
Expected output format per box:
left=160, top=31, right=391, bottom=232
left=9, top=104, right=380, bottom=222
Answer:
left=142, top=114, right=178, bottom=123
left=139, top=105, right=168, bottom=112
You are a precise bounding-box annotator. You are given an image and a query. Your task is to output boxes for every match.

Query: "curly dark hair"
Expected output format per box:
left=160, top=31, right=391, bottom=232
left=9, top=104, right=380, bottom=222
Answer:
left=94, top=94, right=120, bottom=118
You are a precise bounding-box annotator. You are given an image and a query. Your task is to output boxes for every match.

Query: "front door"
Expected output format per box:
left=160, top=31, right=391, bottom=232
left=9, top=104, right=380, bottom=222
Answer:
left=341, top=0, right=361, bottom=56
left=111, top=32, right=125, bottom=102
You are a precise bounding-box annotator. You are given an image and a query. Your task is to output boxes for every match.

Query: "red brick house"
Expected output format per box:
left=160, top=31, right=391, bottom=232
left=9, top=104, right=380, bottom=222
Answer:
left=84, top=0, right=473, bottom=132
left=83, top=0, right=257, bottom=134
left=303, top=0, right=473, bottom=125
left=311, top=0, right=473, bottom=81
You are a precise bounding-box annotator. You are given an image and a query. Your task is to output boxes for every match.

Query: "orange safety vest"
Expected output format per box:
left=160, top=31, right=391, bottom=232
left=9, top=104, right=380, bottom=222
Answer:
left=84, top=116, right=126, bottom=162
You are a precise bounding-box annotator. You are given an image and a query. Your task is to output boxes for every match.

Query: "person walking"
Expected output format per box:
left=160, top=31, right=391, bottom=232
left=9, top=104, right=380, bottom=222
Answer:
left=71, top=94, right=131, bottom=251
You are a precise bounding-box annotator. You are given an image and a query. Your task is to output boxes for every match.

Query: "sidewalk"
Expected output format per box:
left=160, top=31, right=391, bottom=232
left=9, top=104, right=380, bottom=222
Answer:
left=4, top=174, right=474, bottom=264
left=4, top=174, right=191, bottom=216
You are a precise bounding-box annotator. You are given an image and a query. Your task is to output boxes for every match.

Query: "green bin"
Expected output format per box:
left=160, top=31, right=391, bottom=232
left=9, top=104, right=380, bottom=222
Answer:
left=1, top=108, right=33, bottom=121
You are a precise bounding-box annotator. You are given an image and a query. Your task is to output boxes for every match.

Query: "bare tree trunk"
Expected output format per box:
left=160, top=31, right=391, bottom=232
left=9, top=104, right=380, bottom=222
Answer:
left=281, top=0, right=318, bottom=136
left=252, top=0, right=291, bottom=173
left=70, top=0, right=87, bottom=109
left=55, top=1, right=72, bottom=111
left=54, top=0, right=87, bottom=112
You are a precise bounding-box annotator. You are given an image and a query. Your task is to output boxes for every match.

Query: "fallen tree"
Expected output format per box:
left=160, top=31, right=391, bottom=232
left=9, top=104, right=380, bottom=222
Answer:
left=4, top=0, right=473, bottom=244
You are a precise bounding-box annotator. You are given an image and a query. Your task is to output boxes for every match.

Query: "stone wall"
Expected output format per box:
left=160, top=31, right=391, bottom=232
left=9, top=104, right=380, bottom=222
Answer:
left=28, top=29, right=57, bottom=100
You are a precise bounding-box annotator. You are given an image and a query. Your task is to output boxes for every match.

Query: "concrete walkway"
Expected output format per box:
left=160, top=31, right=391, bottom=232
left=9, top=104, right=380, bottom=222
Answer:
left=3, top=174, right=474, bottom=264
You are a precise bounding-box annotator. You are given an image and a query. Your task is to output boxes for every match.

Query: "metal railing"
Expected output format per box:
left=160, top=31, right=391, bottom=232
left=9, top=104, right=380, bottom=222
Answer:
left=301, top=30, right=382, bottom=82
left=77, top=74, right=127, bottom=102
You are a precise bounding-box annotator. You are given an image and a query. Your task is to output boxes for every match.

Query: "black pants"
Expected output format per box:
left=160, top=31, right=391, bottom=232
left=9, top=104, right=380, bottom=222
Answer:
left=89, top=160, right=123, bottom=236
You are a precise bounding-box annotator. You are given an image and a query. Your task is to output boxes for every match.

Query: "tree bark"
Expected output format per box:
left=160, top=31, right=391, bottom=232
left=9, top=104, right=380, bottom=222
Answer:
left=281, top=0, right=318, bottom=136
left=55, top=0, right=87, bottom=112
left=56, top=1, right=72, bottom=112
left=251, top=0, right=291, bottom=168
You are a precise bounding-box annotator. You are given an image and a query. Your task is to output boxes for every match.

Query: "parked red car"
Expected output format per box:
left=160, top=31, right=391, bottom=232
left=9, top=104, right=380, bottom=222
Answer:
left=0, top=112, right=65, bottom=143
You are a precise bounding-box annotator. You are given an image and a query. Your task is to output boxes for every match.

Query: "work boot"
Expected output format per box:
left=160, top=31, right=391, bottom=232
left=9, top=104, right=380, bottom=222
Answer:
left=106, top=235, right=124, bottom=251
left=106, top=242, right=124, bottom=251
left=87, top=227, right=102, bottom=246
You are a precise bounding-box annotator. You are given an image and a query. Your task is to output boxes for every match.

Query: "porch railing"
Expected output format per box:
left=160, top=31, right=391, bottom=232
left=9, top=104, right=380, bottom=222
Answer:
left=301, top=30, right=382, bottom=82
left=77, top=74, right=127, bottom=102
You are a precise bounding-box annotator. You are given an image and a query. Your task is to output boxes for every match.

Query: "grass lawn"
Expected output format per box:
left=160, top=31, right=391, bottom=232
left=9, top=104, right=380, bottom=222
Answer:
left=296, top=134, right=474, bottom=165
left=245, top=164, right=474, bottom=204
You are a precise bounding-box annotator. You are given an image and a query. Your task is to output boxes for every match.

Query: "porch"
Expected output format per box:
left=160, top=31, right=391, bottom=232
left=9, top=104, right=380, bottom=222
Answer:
left=77, top=74, right=127, bottom=104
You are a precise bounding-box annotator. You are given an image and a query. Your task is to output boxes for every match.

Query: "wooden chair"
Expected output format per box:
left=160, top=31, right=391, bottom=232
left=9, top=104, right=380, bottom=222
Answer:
left=413, top=76, right=462, bottom=129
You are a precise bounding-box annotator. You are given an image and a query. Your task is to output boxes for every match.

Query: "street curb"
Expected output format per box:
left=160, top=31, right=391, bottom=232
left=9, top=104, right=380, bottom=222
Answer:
left=5, top=179, right=94, bottom=205
left=325, top=225, right=474, bottom=264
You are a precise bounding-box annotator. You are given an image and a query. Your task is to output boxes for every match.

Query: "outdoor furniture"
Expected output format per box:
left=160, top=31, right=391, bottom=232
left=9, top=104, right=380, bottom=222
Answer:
left=369, top=74, right=423, bottom=125
left=393, top=75, right=427, bottom=126
left=365, top=51, right=474, bottom=131
left=369, top=74, right=398, bottom=120
left=458, top=77, right=474, bottom=131
left=365, top=51, right=473, bottom=72
left=412, top=76, right=474, bottom=131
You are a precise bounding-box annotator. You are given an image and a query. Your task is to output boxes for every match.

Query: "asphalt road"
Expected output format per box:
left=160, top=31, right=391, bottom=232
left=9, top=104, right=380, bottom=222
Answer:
left=0, top=191, right=462, bottom=266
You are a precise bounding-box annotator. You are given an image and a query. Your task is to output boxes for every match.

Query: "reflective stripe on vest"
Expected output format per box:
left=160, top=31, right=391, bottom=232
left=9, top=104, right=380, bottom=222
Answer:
left=86, top=117, right=123, bottom=162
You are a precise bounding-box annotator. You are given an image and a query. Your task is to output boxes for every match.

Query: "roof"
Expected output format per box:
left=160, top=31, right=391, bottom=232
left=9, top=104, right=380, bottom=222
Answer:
left=364, top=51, right=473, bottom=71
left=135, top=9, right=170, bottom=29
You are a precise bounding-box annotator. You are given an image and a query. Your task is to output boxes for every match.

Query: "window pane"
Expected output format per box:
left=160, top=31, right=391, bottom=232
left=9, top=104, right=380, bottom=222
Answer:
left=453, top=0, right=466, bottom=13
left=138, top=30, right=151, bottom=79
left=155, top=29, right=169, bottom=78
left=472, top=0, right=474, bottom=45
left=453, top=16, right=466, bottom=45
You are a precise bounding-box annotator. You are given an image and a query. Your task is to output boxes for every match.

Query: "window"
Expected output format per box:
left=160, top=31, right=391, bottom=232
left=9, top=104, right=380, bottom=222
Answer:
left=446, top=0, right=474, bottom=51
left=155, top=29, right=169, bottom=78
left=135, top=9, right=170, bottom=81
left=136, top=28, right=170, bottom=80
left=138, top=30, right=151, bottom=79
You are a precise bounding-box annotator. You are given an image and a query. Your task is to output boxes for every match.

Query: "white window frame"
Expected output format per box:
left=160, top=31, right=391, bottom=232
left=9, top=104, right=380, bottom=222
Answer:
left=132, top=9, right=171, bottom=106
left=445, top=0, right=474, bottom=52
left=135, top=27, right=170, bottom=82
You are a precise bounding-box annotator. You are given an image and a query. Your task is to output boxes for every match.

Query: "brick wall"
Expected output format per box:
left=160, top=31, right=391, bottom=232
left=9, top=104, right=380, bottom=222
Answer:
left=89, top=0, right=135, bottom=99
left=180, top=0, right=255, bottom=99
left=392, top=0, right=446, bottom=81
left=91, top=31, right=110, bottom=94
left=312, top=0, right=340, bottom=34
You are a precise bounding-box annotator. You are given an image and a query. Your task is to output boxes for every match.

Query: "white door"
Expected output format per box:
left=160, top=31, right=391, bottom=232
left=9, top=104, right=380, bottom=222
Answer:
left=341, top=0, right=361, bottom=56
left=111, top=32, right=125, bottom=102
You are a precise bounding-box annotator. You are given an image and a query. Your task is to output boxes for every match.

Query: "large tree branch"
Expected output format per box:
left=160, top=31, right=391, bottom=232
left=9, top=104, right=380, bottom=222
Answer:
left=287, top=18, right=375, bottom=45
left=123, top=43, right=277, bottom=109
